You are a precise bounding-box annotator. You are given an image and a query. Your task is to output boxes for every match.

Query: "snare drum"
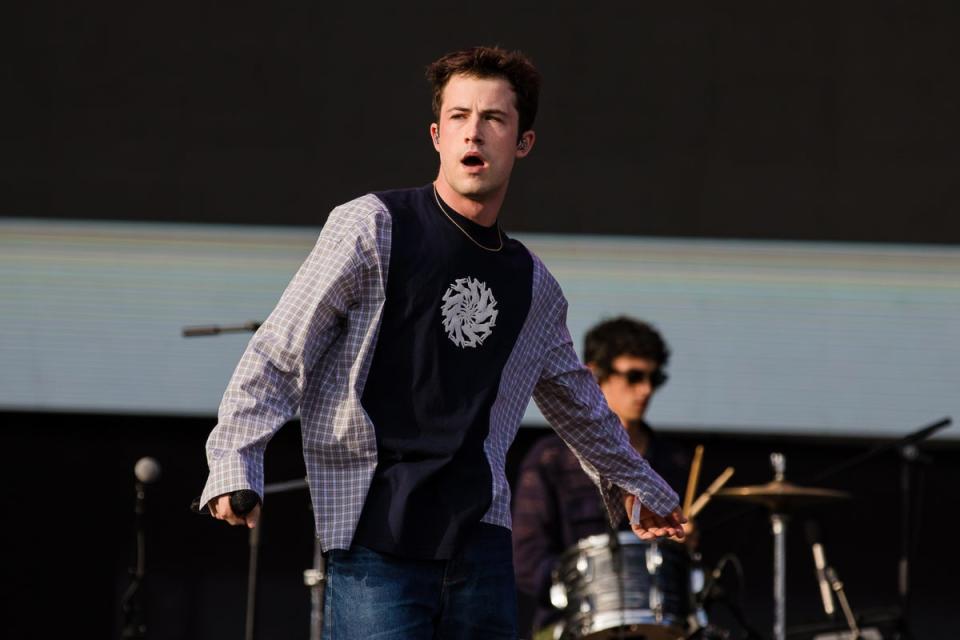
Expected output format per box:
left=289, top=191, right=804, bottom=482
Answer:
left=550, top=532, right=695, bottom=640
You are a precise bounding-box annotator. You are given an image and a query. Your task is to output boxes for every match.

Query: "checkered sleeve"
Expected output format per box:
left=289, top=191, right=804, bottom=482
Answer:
left=531, top=271, right=680, bottom=525
left=200, top=201, right=376, bottom=508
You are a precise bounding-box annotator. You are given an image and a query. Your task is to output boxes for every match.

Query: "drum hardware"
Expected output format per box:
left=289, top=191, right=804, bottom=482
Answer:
left=716, top=477, right=850, bottom=512
left=548, top=446, right=747, bottom=640
left=717, top=453, right=851, bottom=640
left=550, top=532, right=694, bottom=640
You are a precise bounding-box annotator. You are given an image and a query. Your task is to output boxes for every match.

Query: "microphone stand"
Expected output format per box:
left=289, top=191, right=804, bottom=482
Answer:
left=184, top=320, right=324, bottom=640
left=182, top=321, right=262, bottom=337
left=896, top=441, right=930, bottom=637
left=243, top=511, right=261, bottom=640
left=229, top=477, right=312, bottom=640
left=250, top=478, right=313, bottom=640
left=303, top=531, right=327, bottom=640
left=120, top=482, right=148, bottom=639
left=808, top=418, right=948, bottom=640
left=183, top=319, right=264, bottom=640
left=825, top=567, right=861, bottom=640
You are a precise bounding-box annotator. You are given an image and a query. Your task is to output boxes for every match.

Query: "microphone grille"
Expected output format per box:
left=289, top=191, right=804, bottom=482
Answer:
left=134, top=457, right=162, bottom=484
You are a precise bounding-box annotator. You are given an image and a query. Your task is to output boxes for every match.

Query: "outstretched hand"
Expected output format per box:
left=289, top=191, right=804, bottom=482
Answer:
left=624, top=494, right=687, bottom=541
left=209, top=494, right=261, bottom=529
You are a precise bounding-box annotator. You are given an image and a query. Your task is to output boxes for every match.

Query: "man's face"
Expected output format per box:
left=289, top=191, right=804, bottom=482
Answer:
left=431, top=74, right=534, bottom=204
left=595, top=356, right=662, bottom=425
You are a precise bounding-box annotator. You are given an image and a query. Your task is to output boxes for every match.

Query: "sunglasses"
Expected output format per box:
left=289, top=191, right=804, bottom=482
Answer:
left=607, top=367, right=668, bottom=388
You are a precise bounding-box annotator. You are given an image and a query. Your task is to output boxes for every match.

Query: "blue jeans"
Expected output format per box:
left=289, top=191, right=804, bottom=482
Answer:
left=322, top=524, right=517, bottom=640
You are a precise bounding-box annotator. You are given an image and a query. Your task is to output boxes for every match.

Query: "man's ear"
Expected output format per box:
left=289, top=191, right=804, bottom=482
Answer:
left=430, top=123, right=440, bottom=151
left=515, top=130, right=536, bottom=158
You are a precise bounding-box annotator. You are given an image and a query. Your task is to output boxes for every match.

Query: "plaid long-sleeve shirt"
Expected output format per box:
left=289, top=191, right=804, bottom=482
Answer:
left=200, top=190, right=680, bottom=553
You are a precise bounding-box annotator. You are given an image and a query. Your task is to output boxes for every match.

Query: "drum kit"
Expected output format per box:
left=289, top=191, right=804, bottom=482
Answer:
left=545, top=450, right=853, bottom=640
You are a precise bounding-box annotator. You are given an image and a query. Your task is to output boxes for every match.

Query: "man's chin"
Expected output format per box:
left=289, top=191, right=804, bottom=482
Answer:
left=446, top=173, right=504, bottom=199
left=451, top=181, right=493, bottom=200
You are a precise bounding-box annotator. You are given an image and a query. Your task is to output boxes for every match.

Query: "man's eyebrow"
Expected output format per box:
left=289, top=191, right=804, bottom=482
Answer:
left=445, top=106, right=510, bottom=116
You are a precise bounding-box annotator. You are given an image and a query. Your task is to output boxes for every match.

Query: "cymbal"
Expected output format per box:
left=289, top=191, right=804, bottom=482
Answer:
left=717, top=480, right=850, bottom=510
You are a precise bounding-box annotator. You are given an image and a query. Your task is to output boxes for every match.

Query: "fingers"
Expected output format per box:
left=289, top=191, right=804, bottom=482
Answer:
left=664, top=507, right=688, bottom=538
left=245, top=504, right=261, bottom=529
left=667, top=506, right=689, bottom=527
left=628, top=502, right=688, bottom=541
left=209, top=494, right=258, bottom=527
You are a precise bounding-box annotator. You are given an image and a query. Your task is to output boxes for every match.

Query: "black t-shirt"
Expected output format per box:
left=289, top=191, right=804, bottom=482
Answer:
left=353, top=184, right=533, bottom=558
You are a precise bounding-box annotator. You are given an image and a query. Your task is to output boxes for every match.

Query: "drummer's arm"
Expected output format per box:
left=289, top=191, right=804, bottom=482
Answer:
left=512, top=446, right=563, bottom=606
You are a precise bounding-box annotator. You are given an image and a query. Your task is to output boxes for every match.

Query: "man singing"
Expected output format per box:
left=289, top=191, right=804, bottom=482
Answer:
left=199, top=46, right=685, bottom=639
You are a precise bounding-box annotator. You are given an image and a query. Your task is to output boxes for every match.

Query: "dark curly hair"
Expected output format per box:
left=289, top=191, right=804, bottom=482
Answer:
left=583, top=316, right=671, bottom=382
left=426, top=46, right=541, bottom=141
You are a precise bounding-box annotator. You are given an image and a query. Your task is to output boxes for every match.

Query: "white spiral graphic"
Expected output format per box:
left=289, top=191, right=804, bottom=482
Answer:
left=440, top=277, right=499, bottom=348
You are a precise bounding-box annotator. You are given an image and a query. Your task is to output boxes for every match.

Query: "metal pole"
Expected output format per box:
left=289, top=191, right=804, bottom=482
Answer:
left=244, top=516, right=261, bottom=640
left=304, top=537, right=327, bottom=640
left=772, top=512, right=787, bottom=640
left=770, top=452, right=788, bottom=640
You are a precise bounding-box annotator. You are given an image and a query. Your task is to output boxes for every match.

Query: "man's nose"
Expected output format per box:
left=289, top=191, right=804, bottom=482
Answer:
left=464, top=114, right=484, bottom=144
left=635, top=380, right=653, bottom=397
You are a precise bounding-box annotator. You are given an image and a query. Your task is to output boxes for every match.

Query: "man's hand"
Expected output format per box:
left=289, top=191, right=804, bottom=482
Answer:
left=624, top=494, right=687, bottom=541
left=670, top=521, right=699, bottom=548
left=208, top=494, right=261, bottom=529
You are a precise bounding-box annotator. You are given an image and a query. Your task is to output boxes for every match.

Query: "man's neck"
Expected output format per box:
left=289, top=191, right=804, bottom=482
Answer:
left=434, top=178, right=505, bottom=228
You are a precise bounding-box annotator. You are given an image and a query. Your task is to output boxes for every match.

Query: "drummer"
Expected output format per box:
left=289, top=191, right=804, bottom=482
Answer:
left=512, top=316, right=691, bottom=635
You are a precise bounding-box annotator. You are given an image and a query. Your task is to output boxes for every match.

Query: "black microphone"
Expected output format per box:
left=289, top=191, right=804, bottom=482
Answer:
left=805, top=520, right=836, bottom=618
left=190, top=489, right=261, bottom=518
left=230, top=490, right=261, bottom=517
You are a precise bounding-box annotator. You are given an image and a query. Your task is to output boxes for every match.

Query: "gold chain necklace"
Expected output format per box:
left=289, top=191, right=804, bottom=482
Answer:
left=433, top=184, right=504, bottom=252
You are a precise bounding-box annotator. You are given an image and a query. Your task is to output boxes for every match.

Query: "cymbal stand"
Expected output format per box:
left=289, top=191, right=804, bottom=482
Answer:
left=769, top=452, right=788, bottom=640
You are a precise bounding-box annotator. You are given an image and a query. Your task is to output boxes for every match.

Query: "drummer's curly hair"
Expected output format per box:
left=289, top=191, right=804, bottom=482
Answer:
left=426, top=46, right=541, bottom=140
left=584, top=317, right=671, bottom=382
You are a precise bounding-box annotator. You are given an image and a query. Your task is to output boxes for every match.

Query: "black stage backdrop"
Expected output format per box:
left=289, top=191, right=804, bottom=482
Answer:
left=4, top=1, right=960, bottom=242
left=7, top=412, right=960, bottom=639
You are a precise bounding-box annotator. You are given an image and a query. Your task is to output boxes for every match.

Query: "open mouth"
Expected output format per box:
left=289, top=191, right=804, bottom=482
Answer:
left=461, top=153, right=486, bottom=168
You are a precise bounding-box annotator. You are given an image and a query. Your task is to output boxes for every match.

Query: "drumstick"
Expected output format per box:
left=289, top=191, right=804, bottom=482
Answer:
left=683, top=445, right=705, bottom=517
left=688, top=466, right=735, bottom=519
